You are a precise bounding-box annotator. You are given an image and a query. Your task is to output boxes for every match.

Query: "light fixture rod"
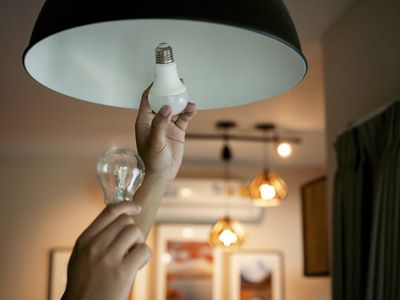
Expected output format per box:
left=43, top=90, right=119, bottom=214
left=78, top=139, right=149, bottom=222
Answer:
left=186, top=133, right=301, bottom=144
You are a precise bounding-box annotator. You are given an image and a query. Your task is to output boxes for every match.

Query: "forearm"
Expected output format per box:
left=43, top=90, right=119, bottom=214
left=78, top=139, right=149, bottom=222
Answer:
left=131, top=174, right=170, bottom=238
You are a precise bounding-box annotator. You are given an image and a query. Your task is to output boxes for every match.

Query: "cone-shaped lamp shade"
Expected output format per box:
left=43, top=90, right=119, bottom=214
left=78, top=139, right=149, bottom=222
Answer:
left=209, top=216, right=246, bottom=249
left=249, top=170, right=288, bottom=207
left=23, top=0, right=307, bottom=110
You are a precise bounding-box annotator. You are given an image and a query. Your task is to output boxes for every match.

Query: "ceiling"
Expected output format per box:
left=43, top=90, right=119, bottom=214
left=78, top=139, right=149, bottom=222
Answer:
left=0, top=0, right=354, bottom=171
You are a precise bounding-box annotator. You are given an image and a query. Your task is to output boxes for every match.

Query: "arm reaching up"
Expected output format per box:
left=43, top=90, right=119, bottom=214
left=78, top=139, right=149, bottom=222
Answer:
left=133, top=83, right=197, bottom=237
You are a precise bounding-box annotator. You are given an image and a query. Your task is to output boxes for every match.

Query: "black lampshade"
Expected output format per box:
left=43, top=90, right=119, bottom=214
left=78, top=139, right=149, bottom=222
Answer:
left=23, top=0, right=307, bottom=109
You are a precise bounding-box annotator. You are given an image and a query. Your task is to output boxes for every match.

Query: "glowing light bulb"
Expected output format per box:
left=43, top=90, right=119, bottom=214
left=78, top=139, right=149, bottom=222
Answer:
left=179, top=188, right=193, bottom=198
left=96, top=147, right=145, bottom=205
left=259, top=183, right=276, bottom=201
left=277, top=142, right=292, bottom=158
left=249, top=170, right=288, bottom=207
left=149, top=43, right=189, bottom=116
left=219, top=229, right=238, bottom=247
left=209, top=216, right=246, bottom=249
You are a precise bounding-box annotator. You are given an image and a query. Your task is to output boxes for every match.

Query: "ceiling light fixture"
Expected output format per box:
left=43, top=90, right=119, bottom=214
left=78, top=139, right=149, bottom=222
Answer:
left=248, top=124, right=288, bottom=207
left=209, top=122, right=246, bottom=249
left=23, top=0, right=307, bottom=110
left=277, top=141, right=293, bottom=158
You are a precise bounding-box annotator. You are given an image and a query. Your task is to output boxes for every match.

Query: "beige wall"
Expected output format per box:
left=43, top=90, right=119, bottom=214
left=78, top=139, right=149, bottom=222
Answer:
left=0, top=155, right=329, bottom=299
left=323, top=0, right=400, bottom=202
left=226, top=167, right=330, bottom=300
left=0, top=156, right=104, bottom=300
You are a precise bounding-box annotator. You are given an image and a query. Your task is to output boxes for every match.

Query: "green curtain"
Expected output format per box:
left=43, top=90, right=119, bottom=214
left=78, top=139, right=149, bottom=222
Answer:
left=333, top=100, right=400, bottom=300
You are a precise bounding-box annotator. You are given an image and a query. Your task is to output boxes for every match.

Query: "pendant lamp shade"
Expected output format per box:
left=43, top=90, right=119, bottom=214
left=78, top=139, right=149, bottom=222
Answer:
left=23, top=0, right=307, bottom=109
left=209, top=216, right=246, bottom=249
left=248, top=169, right=288, bottom=207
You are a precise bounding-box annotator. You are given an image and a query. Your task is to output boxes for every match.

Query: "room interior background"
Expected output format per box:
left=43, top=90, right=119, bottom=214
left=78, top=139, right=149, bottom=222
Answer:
left=1, top=0, right=400, bottom=299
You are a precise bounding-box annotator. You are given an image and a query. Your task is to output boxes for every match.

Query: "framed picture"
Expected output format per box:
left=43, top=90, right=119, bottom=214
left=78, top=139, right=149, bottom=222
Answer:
left=155, top=225, right=222, bottom=300
left=48, top=249, right=72, bottom=300
left=301, top=177, right=330, bottom=276
left=230, top=250, right=284, bottom=300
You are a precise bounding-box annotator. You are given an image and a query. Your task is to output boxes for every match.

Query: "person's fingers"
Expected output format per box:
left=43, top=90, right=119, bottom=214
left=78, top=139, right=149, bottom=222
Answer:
left=175, top=102, right=197, bottom=131
left=88, top=214, right=137, bottom=256
left=135, top=83, right=155, bottom=151
left=123, top=243, right=152, bottom=273
left=76, top=202, right=141, bottom=248
left=108, top=224, right=145, bottom=259
left=137, top=83, right=153, bottom=115
left=171, top=115, right=180, bottom=123
left=149, top=105, right=173, bottom=151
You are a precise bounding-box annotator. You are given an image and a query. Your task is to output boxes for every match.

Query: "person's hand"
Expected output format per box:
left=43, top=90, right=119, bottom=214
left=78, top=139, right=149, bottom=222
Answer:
left=135, top=83, right=197, bottom=182
left=62, top=202, right=151, bottom=300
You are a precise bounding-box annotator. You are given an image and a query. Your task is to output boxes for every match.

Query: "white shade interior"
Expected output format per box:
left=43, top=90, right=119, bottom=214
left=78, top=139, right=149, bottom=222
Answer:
left=24, top=19, right=306, bottom=110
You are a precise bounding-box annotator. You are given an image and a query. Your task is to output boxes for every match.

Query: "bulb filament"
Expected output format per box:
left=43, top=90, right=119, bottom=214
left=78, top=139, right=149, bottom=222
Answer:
left=114, top=166, right=128, bottom=202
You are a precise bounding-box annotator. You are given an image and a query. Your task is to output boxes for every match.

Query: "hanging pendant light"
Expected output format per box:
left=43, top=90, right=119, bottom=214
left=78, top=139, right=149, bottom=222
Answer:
left=23, top=0, right=307, bottom=110
left=249, top=123, right=288, bottom=207
left=248, top=169, right=288, bottom=207
left=209, top=216, right=246, bottom=248
left=209, top=122, right=246, bottom=249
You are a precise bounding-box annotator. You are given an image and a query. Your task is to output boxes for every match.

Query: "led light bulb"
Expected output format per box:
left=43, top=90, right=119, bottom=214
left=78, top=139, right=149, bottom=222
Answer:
left=149, top=43, right=189, bottom=115
left=96, top=147, right=145, bottom=205
left=277, top=142, right=292, bottom=158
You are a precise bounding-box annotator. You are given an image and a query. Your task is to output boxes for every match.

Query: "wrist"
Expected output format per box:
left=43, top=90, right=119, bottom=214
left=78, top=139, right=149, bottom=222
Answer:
left=143, top=172, right=172, bottom=187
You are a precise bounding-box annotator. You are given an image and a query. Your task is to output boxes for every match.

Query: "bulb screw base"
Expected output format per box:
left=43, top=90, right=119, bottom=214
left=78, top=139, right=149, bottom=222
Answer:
left=155, top=42, right=174, bottom=64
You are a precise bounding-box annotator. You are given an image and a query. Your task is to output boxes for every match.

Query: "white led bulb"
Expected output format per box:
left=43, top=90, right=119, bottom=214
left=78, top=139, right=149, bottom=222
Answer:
left=148, top=43, right=188, bottom=115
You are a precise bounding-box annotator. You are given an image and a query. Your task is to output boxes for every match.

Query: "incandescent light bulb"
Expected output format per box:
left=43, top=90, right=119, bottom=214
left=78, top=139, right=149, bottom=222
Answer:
left=248, top=170, right=288, bottom=207
left=259, top=183, right=276, bottom=200
left=96, top=147, right=145, bottom=205
left=219, top=229, right=238, bottom=247
left=149, top=43, right=189, bottom=115
left=209, top=216, right=246, bottom=249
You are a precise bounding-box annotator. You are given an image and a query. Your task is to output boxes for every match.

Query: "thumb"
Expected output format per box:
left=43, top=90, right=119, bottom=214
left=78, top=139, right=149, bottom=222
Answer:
left=149, top=105, right=172, bottom=150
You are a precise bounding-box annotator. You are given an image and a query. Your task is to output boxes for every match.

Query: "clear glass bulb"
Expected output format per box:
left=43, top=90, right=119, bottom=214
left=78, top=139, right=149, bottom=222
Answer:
left=277, top=142, right=292, bottom=158
left=149, top=43, right=189, bottom=115
left=96, top=147, right=145, bottom=205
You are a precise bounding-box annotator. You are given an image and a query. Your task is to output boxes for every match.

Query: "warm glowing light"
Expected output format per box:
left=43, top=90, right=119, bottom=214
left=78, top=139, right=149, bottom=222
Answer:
left=209, top=217, right=246, bottom=249
left=218, top=229, right=238, bottom=246
left=277, top=142, right=292, bottom=158
left=179, top=188, right=193, bottom=198
left=259, top=183, right=276, bottom=200
left=248, top=170, right=288, bottom=207
left=182, top=227, right=195, bottom=239
left=161, top=253, right=172, bottom=264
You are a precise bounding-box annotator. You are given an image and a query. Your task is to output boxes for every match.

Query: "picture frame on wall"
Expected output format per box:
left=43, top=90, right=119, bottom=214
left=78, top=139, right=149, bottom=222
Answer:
left=230, top=250, right=284, bottom=300
left=301, top=176, right=330, bottom=276
left=155, top=225, right=222, bottom=300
